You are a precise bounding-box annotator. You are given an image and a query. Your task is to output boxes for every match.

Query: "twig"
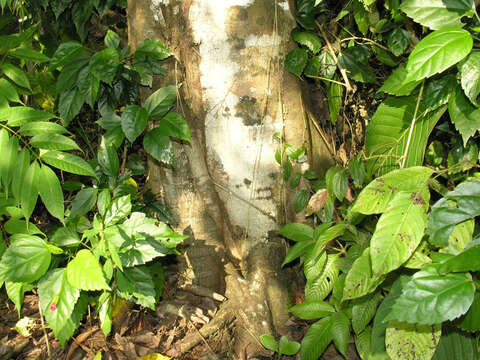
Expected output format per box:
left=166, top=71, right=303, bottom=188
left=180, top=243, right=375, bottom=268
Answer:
left=38, top=301, right=51, bottom=359
left=305, top=108, right=336, bottom=158
left=305, top=75, right=347, bottom=87
left=401, top=80, right=425, bottom=168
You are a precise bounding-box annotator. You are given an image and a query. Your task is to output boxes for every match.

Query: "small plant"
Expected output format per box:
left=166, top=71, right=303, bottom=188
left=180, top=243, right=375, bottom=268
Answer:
left=260, top=334, right=301, bottom=359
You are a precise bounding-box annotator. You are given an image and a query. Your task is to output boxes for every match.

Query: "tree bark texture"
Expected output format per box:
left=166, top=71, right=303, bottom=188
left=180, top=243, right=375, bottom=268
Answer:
left=127, top=0, right=332, bottom=357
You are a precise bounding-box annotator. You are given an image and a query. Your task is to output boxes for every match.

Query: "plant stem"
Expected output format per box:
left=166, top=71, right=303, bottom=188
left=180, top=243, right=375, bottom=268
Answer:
left=38, top=301, right=51, bottom=359
left=306, top=74, right=348, bottom=87
left=401, top=80, right=425, bottom=168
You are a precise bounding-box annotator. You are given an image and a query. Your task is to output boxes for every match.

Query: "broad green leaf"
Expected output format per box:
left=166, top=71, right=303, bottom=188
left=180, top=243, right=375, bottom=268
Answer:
left=1, top=63, right=30, bottom=89
left=386, top=321, right=441, bottom=360
left=0, top=107, right=56, bottom=127
left=448, top=87, right=480, bottom=146
left=309, top=223, right=346, bottom=261
left=432, top=326, right=478, bottom=360
left=304, top=250, right=326, bottom=282
left=143, top=85, right=177, bottom=120
left=41, top=150, right=96, bottom=177
left=285, top=48, right=308, bottom=78
left=50, top=226, right=81, bottom=247
left=19, top=121, right=67, bottom=136
left=387, top=27, right=410, bottom=56
left=105, top=30, right=120, bottom=49
left=5, top=282, right=31, bottom=317
left=343, top=247, right=385, bottom=301
left=121, top=105, right=148, bottom=143
left=300, top=317, right=332, bottom=360
left=459, top=52, right=480, bottom=106
left=421, top=74, right=456, bottom=114
left=143, top=129, right=173, bottom=165
left=104, top=194, right=131, bottom=225
left=365, top=96, right=445, bottom=176
left=457, top=292, right=480, bottom=332
left=348, top=155, right=366, bottom=186
left=278, top=223, right=313, bottom=241
left=21, top=161, right=39, bottom=220
left=135, top=38, right=172, bottom=62
left=0, top=78, right=20, bottom=103
left=446, top=140, right=477, bottom=174
left=283, top=241, right=314, bottom=266
left=38, top=268, right=80, bottom=339
left=372, top=45, right=401, bottom=67
left=55, top=294, right=88, bottom=347
left=259, top=334, right=277, bottom=352
left=70, top=188, right=97, bottom=218
left=291, top=29, right=322, bottom=54
left=116, top=267, right=155, bottom=309
left=353, top=0, right=369, bottom=35
left=332, top=170, right=348, bottom=201
left=338, top=46, right=376, bottom=83
left=293, top=190, right=309, bottom=212
left=48, top=41, right=83, bottom=71
left=406, top=28, right=472, bottom=81
left=77, top=67, right=100, bottom=108
left=1, top=135, right=18, bottom=193
left=378, top=65, right=422, bottom=96
left=355, top=327, right=372, bottom=360
left=72, top=0, right=93, bottom=42
left=330, top=311, right=350, bottom=358
left=352, top=291, right=383, bottom=334
left=97, top=137, right=119, bottom=177
left=89, top=48, right=120, bottom=85
left=50, top=0, right=70, bottom=19
left=58, top=87, right=84, bottom=126
left=326, top=77, right=343, bottom=125
left=445, top=219, right=474, bottom=255
left=352, top=166, right=433, bottom=214
left=278, top=336, right=300, bottom=356
left=438, top=245, right=480, bottom=273
left=66, top=249, right=110, bottom=291
left=289, top=301, right=335, bottom=320
left=98, top=291, right=112, bottom=336
left=305, top=254, right=340, bottom=301
left=427, top=180, right=480, bottom=246
left=371, top=189, right=429, bottom=275
left=0, top=234, right=51, bottom=283
left=56, top=52, right=90, bottom=93
left=9, top=48, right=49, bottom=63
left=400, top=0, right=475, bottom=30
left=157, top=112, right=191, bottom=142
left=305, top=51, right=336, bottom=79
left=11, top=148, right=29, bottom=203
left=385, top=265, right=475, bottom=324
left=4, top=219, right=43, bottom=235
left=38, top=165, right=64, bottom=222
left=31, top=134, right=80, bottom=151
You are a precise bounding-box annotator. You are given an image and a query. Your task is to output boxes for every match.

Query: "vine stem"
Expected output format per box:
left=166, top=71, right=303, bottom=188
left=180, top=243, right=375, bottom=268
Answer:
left=401, top=80, right=425, bottom=169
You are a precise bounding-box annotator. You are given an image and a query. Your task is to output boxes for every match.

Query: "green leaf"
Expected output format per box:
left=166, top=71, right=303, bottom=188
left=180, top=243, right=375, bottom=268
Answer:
left=98, top=291, right=112, bottom=336
left=330, top=311, right=350, bottom=358
left=326, top=78, right=343, bottom=125
left=305, top=51, right=336, bottom=79
left=19, top=121, right=68, bottom=136
left=104, top=194, right=131, bottom=225
left=378, top=65, right=422, bottom=96
left=355, top=327, right=372, bottom=360
left=72, top=0, right=93, bottom=42
left=352, top=166, right=433, bottom=214
left=348, top=156, right=365, bottom=186
left=38, top=165, right=64, bottom=222
left=135, top=38, right=172, bottom=61
left=56, top=52, right=90, bottom=93
left=116, top=267, right=155, bottom=309
left=448, top=88, right=480, bottom=146
left=285, top=48, right=308, bottom=78
left=371, top=189, right=429, bottom=275
left=55, top=294, right=88, bottom=347
left=31, top=134, right=80, bottom=151
left=143, top=129, right=173, bottom=165
left=353, top=0, right=369, bottom=35
left=304, top=251, right=326, bottom=282
left=400, top=0, right=475, bottom=30
left=278, top=336, right=300, bottom=356
left=11, top=148, right=29, bottom=203
left=9, top=48, right=49, bottom=63
left=405, top=27, right=472, bottom=81
left=58, top=87, right=84, bottom=126
left=105, top=30, right=120, bottom=49
left=438, top=245, right=480, bottom=273
left=38, top=268, right=80, bottom=340
left=352, top=292, right=383, bottom=334
left=457, top=292, right=480, bottom=332
left=289, top=301, right=335, bottom=320
left=427, top=180, right=480, bottom=246
left=0, top=234, right=51, bottom=283
left=41, top=150, right=96, bottom=177
left=77, top=67, right=100, bottom=108
left=143, top=85, right=177, bottom=120
left=0, top=106, right=56, bottom=127
left=294, top=190, right=309, bottom=212
left=121, top=105, right=148, bottom=143
left=0, top=78, right=20, bottom=103
left=259, top=334, right=277, bottom=352
left=50, top=226, right=81, bottom=247
left=5, top=282, right=32, bottom=317
left=432, top=326, right=478, bottom=360
left=157, top=112, right=191, bottom=142
left=421, top=74, right=456, bottom=113
left=459, top=52, right=480, bottom=106
left=66, top=249, right=110, bottom=291
left=365, top=96, right=445, bottom=176
left=343, top=247, right=385, bottom=301
left=97, top=137, right=119, bottom=177
left=49, top=42, right=84, bottom=70
left=385, top=265, right=475, bottom=324
left=1, top=135, right=17, bottom=193
left=1, top=63, right=31, bottom=89
left=332, top=170, right=348, bottom=201
left=291, top=29, right=322, bottom=54
left=89, top=48, right=120, bottom=85
left=70, top=188, right=98, bottom=218
left=387, top=28, right=410, bottom=56
left=339, top=46, right=377, bottom=83
left=300, top=317, right=332, bottom=360
left=386, top=321, right=441, bottom=360
left=305, top=254, right=340, bottom=301
left=4, top=219, right=43, bottom=235
left=21, top=161, right=39, bottom=220
left=278, top=223, right=313, bottom=242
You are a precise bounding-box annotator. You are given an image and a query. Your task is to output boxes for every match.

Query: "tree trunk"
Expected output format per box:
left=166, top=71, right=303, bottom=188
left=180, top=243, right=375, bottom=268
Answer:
left=127, top=0, right=332, bottom=357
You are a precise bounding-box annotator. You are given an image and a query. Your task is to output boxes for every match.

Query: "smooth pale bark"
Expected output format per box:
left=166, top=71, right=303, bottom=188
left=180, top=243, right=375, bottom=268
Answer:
left=127, top=0, right=331, bottom=357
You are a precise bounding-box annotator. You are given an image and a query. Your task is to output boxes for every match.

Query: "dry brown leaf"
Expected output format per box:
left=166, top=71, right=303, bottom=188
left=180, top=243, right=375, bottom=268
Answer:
left=307, top=189, right=328, bottom=215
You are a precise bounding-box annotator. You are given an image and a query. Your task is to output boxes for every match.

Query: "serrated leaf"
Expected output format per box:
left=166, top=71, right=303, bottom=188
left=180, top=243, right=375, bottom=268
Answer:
left=1, top=63, right=31, bottom=89
left=386, top=321, right=441, bottom=360
left=352, top=292, right=383, bottom=334
left=58, top=87, right=84, bottom=126
left=343, top=247, right=385, bottom=301
left=38, top=268, right=80, bottom=339
left=305, top=51, right=336, bottom=79
left=143, top=129, right=173, bottom=165
left=400, top=0, right=475, bottom=30
left=31, top=134, right=80, bottom=151
left=41, top=150, right=96, bottom=177
left=56, top=52, right=90, bottom=93
left=438, top=245, right=480, bottom=274
left=144, top=85, right=177, bottom=120
left=50, top=226, right=81, bottom=247
left=104, top=194, right=131, bottom=225
left=121, top=105, right=148, bottom=143
left=421, top=74, right=456, bottom=113
left=365, top=96, right=446, bottom=176
left=289, top=300, right=335, bottom=320
left=89, top=48, right=120, bottom=85
left=427, top=180, right=480, bottom=246
left=459, top=52, right=480, bottom=107
left=55, top=294, right=88, bottom=347
left=339, top=46, right=376, bottom=83
left=448, top=87, right=480, bottom=146
left=66, top=249, right=110, bottom=291
left=98, top=291, right=112, bottom=336
left=457, top=292, right=480, bottom=332
left=116, top=267, right=155, bottom=309
left=378, top=65, right=422, bottom=96
left=300, top=317, right=332, bottom=360
left=0, top=234, right=51, bottom=283
left=291, top=29, right=322, bottom=54
left=49, top=42, right=84, bottom=70
left=38, top=165, right=64, bottom=222
left=157, top=112, right=191, bottom=142
left=330, top=311, right=350, bottom=358
left=21, top=161, right=39, bottom=220
left=285, top=48, right=308, bottom=78
left=406, top=27, right=472, bottom=81
left=385, top=265, right=475, bottom=324
left=387, top=27, right=410, bottom=56
left=70, top=188, right=98, bottom=218
left=432, top=325, right=478, bottom=360
left=305, top=254, right=340, bottom=301
left=259, top=334, right=277, bottom=352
